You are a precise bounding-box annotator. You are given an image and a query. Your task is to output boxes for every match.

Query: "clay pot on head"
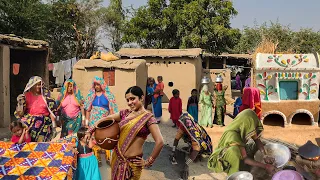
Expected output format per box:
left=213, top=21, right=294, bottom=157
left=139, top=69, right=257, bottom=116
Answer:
left=94, top=119, right=120, bottom=150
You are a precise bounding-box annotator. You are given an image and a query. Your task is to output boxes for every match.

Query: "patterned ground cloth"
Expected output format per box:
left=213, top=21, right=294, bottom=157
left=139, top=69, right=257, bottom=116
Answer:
left=0, top=142, right=76, bottom=180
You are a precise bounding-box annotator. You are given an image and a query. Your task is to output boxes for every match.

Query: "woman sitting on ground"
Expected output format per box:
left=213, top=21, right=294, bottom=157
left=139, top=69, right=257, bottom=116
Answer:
left=207, top=109, right=276, bottom=176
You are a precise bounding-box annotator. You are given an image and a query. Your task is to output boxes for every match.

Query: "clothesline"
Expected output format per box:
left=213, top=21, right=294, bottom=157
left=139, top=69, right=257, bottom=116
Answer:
left=49, top=57, right=78, bottom=86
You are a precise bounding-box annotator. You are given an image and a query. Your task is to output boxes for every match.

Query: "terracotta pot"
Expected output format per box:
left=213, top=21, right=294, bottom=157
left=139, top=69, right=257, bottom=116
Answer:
left=94, top=119, right=120, bottom=150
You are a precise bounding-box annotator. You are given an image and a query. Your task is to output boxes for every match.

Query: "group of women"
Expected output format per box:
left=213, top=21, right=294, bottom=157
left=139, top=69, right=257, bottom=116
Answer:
left=199, top=82, right=228, bottom=128
left=14, top=75, right=164, bottom=180
left=14, top=75, right=275, bottom=179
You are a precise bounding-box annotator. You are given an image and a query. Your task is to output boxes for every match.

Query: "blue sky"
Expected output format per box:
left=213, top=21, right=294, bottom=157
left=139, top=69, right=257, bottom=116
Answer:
left=101, top=0, right=320, bottom=48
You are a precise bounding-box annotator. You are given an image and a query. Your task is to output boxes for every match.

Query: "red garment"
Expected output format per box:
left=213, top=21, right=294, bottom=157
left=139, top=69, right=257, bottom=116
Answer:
left=11, top=134, right=31, bottom=143
left=25, top=92, right=49, bottom=116
left=239, top=87, right=262, bottom=119
left=168, top=97, right=182, bottom=124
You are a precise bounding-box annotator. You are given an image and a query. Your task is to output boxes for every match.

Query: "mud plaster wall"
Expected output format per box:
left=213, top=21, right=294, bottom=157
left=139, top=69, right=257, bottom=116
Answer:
left=261, top=100, right=320, bottom=126
left=73, top=67, right=146, bottom=110
left=0, top=45, right=10, bottom=128
left=144, top=57, right=201, bottom=108
left=202, top=69, right=232, bottom=97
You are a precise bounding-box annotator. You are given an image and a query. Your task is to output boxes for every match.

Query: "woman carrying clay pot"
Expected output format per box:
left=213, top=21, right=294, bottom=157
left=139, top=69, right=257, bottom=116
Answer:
left=14, top=76, right=57, bottom=142
left=84, top=76, right=118, bottom=166
left=92, top=86, right=164, bottom=180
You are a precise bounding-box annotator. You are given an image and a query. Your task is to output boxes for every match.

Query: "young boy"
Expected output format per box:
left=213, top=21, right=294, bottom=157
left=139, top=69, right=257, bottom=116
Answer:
left=168, top=89, right=182, bottom=128
left=153, top=76, right=164, bottom=104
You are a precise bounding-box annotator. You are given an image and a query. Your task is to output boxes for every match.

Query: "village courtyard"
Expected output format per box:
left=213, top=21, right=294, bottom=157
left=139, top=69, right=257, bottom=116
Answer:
left=89, top=104, right=320, bottom=180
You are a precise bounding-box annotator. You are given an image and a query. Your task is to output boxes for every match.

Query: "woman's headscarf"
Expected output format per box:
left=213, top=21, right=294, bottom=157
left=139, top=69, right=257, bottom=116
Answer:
left=201, top=84, right=209, bottom=93
left=84, top=76, right=118, bottom=114
left=22, top=76, right=56, bottom=117
left=222, top=109, right=264, bottom=146
left=239, top=87, right=262, bottom=119
left=56, top=79, right=83, bottom=109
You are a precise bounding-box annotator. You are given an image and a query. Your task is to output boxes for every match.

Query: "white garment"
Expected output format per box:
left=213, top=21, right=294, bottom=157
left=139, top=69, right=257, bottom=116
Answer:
left=64, top=59, right=72, bottom=80
left=53, top=61, right=65, bottom=86
left=71, top=57, right=77, bottom=68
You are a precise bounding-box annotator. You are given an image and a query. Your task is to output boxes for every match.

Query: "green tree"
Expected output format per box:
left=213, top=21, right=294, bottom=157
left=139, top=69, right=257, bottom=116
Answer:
left=122, top=0, right=240, bottom=54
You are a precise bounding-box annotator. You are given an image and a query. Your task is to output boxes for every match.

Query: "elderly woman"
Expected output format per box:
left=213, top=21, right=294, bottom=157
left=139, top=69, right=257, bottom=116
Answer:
left=170, top=113, right=213, bottom=180
left=207, top=109, right=276, bottom=175
left=14, top=76, right=57, bottom=142
left=84, top=76, right=118, bottom=166
left=56, top=79, right=85, bottom=138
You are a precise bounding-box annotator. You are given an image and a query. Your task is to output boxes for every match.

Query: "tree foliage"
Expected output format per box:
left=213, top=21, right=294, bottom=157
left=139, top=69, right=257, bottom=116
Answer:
left=234, top=21, right=320, bottom=54
left=0, top=0, right=106, bottom=62
left=122, top=0, right=240, bottom=54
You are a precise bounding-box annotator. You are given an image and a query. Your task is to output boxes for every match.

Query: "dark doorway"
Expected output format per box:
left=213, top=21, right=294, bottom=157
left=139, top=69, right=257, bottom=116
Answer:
left=291, top=113, right=311, bottom=125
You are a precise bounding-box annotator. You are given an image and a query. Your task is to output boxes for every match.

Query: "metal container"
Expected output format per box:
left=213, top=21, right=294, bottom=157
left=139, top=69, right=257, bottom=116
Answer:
left=215, top=75, right=223, bottom=83
left=272, top=170, right=303, bottom=180
left=201, top=76, right=210, bottom=84
left=254, top=143, right=291, bottom=168
left=227, top=171, right=253, bottom=180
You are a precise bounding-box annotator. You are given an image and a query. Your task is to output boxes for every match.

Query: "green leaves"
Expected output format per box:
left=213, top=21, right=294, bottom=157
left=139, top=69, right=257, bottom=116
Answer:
left=122, top=0, right=239, bottom=53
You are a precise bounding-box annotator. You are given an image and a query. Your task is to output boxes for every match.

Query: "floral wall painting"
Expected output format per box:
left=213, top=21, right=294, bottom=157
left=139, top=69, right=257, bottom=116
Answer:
left=300, top=73, right=317, bottom=100
left=267, top=54, right=309, bottom=68
left=257, top=72, right=275, bottom=101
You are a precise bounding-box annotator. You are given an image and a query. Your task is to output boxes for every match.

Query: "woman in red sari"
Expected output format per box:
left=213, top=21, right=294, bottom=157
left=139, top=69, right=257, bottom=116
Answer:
left=239, top=87, right=262, bottom=119
left=93, top=86, right=164, bottom=180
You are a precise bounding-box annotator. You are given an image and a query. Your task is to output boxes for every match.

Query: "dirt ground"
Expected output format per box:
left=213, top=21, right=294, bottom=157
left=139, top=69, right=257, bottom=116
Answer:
left=97, top=105, right=320, bottom=180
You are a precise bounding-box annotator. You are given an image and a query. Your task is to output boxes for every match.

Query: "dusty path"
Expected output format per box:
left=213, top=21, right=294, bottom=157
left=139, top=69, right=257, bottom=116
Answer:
left=99, top=105, right=320, bottom=180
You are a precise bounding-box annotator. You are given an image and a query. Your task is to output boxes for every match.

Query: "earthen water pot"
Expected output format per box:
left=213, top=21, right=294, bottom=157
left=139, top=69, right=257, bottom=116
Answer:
left=94, top=119, right=120, bottom=150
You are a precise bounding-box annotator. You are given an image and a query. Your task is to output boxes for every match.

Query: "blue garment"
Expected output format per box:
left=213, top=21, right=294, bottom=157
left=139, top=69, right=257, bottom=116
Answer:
left=153, top=95, right=162, bottom=118
left=147, top=86, right=154, bottom=96
left=233, top=97, right=242, bottom=117
left=75, top=141, right=102, bottom=180
left=92, top=94, right=109, bottom=110
left=188, top=105, right=199, bottom=123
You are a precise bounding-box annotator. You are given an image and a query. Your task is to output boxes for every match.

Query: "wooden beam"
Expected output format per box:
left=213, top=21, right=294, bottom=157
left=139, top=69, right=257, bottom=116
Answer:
left=223, top=58, right=226, bottom=68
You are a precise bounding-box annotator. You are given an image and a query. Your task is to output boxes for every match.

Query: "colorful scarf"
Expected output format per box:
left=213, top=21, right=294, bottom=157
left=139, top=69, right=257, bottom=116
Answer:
left=111, top=112, right=153, bottom=180
left=178, top=113, right=213, bottom=154
left=84, top=76, right=118, bottom=114
left=56, top=79, right=83, bottom=109
left=239, top=87, right=262, bottom=119
left=207, top=109, right=264, bottom=175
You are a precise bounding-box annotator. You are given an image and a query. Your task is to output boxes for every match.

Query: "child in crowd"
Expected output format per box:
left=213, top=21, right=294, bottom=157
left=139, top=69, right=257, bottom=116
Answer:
left=168, top=89, right=182, bottom=128
left=74, top=127, right=101, bottom=180
left=153, top=76, right=164, bottom=104
left=10, top=121, right=31, bottom=144
left=187, top=89, right=199, bottom=123
left=233, top=88, right=243, bottom=117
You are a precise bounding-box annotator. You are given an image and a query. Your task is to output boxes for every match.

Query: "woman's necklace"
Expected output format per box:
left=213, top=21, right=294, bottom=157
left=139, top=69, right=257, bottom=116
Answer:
left=131, top=109, right=145, bottom=116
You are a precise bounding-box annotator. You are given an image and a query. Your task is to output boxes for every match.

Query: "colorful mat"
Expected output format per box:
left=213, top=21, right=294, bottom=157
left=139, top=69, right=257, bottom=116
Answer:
left=0, top=141, right=76, bottom=180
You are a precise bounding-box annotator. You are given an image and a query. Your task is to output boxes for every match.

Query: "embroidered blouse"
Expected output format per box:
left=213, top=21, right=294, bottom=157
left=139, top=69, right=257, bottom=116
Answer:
left=119, top=109, right=157, bottom=139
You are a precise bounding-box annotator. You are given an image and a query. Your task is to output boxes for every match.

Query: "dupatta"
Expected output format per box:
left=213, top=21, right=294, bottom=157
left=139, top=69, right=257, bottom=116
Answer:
left=56, top=79, right=83, bottom=110
left=239, top=87, right=262, bottom=119
left=84, top=76, right=118, bottom=114
left=15, top=76, right=57, bottom=119
left=111, top=111, right=153, bottom=180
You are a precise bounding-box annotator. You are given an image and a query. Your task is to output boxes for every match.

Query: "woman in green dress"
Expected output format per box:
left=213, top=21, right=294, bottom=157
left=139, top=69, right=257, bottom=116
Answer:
left=213, top=82, right=227, bottom=127
left=199, top=84, right=214, bottom=127
left=207, top=109, right=276, bottom=176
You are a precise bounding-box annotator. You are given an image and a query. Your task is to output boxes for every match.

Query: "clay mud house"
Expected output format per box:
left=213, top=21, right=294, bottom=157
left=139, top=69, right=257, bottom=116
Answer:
left=117, top=48, right=203, bottom=107
left=73, top=59, right=147, bottom=109
left=255, top=53, right=320, bottom=127
left=202, top=53, right=252, bottom=98
left=0, top=34, right=49, bottom=128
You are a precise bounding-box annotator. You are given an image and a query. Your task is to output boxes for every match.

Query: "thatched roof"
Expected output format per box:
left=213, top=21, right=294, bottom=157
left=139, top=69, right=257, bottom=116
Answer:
left=74, top=59, right=146, bottom=70
left=117, top=48, right=203, bottom=59
left=0, top=34, right=49, bottom=49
